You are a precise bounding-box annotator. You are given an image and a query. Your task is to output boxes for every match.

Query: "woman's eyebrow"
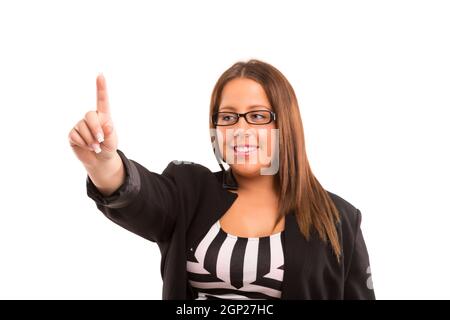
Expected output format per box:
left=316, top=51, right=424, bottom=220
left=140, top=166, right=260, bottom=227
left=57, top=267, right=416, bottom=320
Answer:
left=219, top=104, right=271, bottom=111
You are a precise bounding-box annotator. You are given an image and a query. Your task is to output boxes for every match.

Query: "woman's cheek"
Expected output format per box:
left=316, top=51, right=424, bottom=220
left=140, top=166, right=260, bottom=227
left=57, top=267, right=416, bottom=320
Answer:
left=218, top=128, right=230, bottom=161
left=258, top=129, right=269, bottom=163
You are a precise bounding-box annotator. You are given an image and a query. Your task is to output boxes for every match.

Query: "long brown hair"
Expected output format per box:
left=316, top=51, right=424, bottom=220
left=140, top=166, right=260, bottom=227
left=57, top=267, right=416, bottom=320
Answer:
left=209, top=59, right=342, bottom=262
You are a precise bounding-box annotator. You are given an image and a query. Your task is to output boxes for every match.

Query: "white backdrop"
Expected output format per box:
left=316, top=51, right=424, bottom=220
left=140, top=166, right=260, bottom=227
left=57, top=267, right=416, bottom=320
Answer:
left=1, top=0, right=449, bottom=299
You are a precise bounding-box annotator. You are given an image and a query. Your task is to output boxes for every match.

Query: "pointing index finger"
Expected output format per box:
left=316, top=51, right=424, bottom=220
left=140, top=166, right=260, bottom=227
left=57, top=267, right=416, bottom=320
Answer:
left=96, top=73, right=111, bottom=115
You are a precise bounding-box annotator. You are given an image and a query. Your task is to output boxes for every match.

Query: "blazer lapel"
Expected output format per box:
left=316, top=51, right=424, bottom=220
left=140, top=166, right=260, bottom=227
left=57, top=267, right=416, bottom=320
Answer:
left=186, top=167, right=238, bottom=252
left=281, top=212, right=311, bottom=299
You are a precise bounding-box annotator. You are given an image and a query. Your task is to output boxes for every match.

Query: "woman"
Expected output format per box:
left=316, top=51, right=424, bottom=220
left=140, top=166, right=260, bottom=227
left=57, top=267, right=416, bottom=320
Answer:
left=68, top=59, right=375, bottom=300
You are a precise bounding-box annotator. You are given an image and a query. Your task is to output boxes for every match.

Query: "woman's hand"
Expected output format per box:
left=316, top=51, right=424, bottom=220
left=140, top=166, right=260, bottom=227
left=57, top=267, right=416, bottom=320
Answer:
left=69, top=74, right=125, bottom=196
left=68, top=74, right=118, bottom=169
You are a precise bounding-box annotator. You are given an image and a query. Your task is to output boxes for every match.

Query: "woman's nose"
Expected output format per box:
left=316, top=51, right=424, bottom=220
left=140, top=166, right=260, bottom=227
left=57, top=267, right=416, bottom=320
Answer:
left=232, top=118, right=257, bottom=141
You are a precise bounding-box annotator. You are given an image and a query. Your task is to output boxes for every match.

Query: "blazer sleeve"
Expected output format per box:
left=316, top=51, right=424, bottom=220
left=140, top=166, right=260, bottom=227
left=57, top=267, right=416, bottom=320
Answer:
left=86, top=149, right=179, bottom=243
left=344, top=209, right=376, bottom=300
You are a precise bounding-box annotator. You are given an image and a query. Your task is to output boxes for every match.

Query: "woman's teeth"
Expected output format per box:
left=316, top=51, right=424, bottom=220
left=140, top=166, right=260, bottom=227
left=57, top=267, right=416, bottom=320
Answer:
left=233, top=146, right=258, bottom=153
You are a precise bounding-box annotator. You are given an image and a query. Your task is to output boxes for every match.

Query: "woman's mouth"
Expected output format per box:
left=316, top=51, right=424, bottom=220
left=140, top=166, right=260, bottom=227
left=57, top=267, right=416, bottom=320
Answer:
left=232, top=144, right=259, bottom=156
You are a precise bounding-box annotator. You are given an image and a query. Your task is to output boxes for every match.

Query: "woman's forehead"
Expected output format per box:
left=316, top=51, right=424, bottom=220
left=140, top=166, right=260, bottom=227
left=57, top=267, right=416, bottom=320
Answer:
left=220, top=78, right=271, bottom=110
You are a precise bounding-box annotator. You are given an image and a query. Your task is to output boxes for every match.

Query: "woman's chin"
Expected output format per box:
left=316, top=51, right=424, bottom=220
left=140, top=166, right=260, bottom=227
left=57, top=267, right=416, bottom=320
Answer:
left=229, top=162, right=266, bottom=178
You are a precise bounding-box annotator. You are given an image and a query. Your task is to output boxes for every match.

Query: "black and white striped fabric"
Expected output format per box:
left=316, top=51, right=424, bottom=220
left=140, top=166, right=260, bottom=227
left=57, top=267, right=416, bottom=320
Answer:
left=187, top=220, right=285, bottom=300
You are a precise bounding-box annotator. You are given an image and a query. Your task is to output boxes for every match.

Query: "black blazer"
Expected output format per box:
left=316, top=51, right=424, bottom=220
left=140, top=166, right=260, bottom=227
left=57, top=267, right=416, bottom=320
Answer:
left=86, top=149, right=375, bottom=300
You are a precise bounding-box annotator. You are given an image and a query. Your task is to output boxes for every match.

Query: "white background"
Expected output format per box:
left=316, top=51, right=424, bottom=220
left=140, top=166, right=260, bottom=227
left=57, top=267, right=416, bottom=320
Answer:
left=1, top=0, right=449, bottom=299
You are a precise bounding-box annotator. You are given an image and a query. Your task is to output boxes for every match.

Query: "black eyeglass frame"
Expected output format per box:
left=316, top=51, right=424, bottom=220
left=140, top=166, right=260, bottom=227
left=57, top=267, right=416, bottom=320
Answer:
left=212, top=109, right=277, bottom=126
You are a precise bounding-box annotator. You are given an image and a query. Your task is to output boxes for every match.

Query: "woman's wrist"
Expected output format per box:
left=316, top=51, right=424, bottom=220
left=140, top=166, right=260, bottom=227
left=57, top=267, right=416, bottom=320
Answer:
left=85, top=151, right=125, bottom=197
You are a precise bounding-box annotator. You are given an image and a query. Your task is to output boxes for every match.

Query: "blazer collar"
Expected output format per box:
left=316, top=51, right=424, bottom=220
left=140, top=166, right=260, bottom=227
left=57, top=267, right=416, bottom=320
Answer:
left=219, top=164, right=239, bottom=190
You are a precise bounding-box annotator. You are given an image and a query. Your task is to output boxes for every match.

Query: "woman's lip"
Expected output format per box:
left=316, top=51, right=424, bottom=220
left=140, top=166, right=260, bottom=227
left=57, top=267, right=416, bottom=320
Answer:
left=232, top=145, right=259, bottom=155
left=230, top=144, right=259, bottom=148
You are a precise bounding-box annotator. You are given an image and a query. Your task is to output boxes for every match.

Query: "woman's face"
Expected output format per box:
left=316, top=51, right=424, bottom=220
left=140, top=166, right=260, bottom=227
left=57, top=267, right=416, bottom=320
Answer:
left=216, top=78, right=277, bottom=178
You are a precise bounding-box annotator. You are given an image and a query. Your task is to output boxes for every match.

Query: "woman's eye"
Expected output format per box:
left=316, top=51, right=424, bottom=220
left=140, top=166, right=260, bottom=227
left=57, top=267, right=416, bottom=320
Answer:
left=251, top=113, right=266, bottom=119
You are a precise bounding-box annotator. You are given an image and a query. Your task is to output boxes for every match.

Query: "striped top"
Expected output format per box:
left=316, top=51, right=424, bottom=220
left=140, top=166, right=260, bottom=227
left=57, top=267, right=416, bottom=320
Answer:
left=187, top=219, right=285, bottom=300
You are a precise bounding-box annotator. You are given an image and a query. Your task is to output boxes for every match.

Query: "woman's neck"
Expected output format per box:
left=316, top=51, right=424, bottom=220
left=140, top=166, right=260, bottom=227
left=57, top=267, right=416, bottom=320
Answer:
left=232, top=171, right=278, bottom=195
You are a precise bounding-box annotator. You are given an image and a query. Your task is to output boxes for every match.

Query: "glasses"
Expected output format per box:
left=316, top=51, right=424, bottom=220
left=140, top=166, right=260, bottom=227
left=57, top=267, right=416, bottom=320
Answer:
left=212, top=110, right=276, bottom=126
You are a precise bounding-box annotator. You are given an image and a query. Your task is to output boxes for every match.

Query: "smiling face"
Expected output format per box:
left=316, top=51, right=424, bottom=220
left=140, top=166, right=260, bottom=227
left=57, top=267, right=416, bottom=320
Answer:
left=215, top=78, right=278, bottom=178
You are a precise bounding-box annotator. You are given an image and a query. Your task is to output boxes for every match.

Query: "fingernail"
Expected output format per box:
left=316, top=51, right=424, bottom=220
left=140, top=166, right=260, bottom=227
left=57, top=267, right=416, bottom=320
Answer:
left=96, top=132, right=104, bottom=143
left=92, top=143, right=101, bottom=153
